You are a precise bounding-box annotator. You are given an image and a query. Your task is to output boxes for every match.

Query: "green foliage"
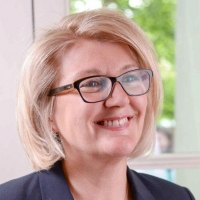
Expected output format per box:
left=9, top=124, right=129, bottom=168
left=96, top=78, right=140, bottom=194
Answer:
left=70, top=0, right=176, bottom=120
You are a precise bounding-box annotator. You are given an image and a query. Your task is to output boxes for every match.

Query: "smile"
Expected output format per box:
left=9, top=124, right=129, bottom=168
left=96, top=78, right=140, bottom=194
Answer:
left=96, top=117, right=131, bottom=127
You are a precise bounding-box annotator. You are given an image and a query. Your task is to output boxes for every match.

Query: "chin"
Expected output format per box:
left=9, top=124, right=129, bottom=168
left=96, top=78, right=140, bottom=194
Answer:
left=103, top=136, right=137, bottom=158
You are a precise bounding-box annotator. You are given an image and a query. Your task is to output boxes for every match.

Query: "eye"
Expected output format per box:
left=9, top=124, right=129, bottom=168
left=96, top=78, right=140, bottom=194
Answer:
left=79, top=77, right=107, bottom=93
left=82, top=80, right=101, bottom=87
left=123, top=75, right=139, bottom=83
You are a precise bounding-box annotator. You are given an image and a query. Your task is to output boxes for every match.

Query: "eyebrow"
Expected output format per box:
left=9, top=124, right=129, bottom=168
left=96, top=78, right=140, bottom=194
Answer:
left=71, top=68, right=103, bottom=80
left=121, top=64, right=139, bottom=71
left=71, top=64, right=139, bottom=80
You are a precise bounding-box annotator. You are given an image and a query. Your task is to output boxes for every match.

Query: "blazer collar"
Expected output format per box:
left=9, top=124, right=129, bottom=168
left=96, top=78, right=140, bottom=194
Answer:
left=127, top=167, right=155, bottom=200
left=39, top=161, right=155, bottom=200
left=39, top=161, right=74, bottom=200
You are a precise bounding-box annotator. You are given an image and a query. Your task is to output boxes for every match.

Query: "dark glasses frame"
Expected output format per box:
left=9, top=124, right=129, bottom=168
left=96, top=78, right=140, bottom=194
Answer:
left=48, top=69, right=153, bottom=103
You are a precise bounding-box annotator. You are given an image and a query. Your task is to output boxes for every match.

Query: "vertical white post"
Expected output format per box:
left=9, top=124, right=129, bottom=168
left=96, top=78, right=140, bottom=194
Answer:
left=175, top=0, right=200, bottom=198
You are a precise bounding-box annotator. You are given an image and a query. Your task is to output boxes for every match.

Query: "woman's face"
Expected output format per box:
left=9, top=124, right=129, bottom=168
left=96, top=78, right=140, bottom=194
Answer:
left=52, top=39, right=147, bottom=160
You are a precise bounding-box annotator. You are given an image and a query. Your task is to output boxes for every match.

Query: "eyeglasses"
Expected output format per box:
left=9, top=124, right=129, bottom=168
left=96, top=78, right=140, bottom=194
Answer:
left=48, top=69, right=153, bottom=103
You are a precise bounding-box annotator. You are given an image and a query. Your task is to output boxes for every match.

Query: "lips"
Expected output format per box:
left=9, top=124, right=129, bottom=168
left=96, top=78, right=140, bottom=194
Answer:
left=95, top=117, right=132, bottom=127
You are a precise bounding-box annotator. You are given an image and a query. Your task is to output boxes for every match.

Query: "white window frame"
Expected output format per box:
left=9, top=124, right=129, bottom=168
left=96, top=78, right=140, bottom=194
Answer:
left=128, top=153, right=200, bottom=169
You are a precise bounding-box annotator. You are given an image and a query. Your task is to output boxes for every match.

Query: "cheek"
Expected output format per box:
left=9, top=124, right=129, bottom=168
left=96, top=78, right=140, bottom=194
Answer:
left=130, top=95, right=147, bottom=141
left=52, top=96, right=76, bottom=132
left=52, top=95, right=95, bottom=134
left=130, top=95, right=147, bottom=117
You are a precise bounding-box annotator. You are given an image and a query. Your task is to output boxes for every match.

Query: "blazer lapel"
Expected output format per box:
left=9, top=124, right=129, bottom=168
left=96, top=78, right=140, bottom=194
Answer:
left=39, top=161, right=74, bottom=200
left=38, top=162, right=155, bottom=200
left=127, top=167, right=155, bottom=200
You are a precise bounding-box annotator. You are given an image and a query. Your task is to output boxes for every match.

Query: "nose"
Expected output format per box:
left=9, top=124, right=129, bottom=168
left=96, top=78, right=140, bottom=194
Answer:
left=104, top=82, right=130, bottom=107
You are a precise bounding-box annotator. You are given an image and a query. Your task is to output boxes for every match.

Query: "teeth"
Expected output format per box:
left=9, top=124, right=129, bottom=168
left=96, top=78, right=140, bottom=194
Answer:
left=102, top=118, right=128, bottom=127
left=108, top=121, right=112, bottom=126
left=113, top=120, right=119, bottom=126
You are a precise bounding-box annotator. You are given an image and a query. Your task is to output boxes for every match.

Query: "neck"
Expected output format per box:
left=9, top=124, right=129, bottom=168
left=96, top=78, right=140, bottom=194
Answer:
left=62, top=155, right=129, bottom=200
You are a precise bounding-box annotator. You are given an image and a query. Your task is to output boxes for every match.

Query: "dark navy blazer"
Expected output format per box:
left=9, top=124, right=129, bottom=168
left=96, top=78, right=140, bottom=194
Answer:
left=0, top=161, right=195, bottom=200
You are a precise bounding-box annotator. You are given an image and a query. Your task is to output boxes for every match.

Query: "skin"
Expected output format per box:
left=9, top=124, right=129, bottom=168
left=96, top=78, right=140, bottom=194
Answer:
left=52, top=39, right=147, bottom=200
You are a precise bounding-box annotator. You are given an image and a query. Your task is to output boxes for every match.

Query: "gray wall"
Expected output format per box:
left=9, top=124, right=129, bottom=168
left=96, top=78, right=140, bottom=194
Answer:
left=0, top=0, right=33, bottom=183
left=0, top=0, right=68, bottom=184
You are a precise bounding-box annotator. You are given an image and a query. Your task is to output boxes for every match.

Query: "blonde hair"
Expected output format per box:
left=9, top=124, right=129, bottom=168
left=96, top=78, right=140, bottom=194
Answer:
left=17, top=8, right=162, bottom=170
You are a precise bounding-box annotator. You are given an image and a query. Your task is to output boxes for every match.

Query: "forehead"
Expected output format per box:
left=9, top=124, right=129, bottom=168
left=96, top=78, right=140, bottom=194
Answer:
left=58, top=39, right=139, bottom=84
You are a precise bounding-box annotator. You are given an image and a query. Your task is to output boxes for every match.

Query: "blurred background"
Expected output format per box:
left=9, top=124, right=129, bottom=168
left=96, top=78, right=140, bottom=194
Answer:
left=0, top=0, right=200, bottom=198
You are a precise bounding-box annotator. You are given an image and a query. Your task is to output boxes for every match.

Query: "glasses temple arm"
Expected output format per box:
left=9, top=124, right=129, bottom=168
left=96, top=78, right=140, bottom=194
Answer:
left=48, top=84, right=74, bottom=96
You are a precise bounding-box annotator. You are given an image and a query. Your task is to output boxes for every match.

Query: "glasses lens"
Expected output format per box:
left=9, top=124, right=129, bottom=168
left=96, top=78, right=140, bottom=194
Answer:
left=79, top=77, right=112, bottom=102
left=121, top=70, right=150, bottom=95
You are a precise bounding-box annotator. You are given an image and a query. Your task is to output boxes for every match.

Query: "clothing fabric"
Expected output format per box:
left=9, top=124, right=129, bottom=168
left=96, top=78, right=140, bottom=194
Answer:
left=0, top=161, right=195, bottom=200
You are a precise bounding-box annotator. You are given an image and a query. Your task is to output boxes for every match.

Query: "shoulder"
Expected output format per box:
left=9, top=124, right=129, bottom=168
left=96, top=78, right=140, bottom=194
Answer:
left=0, top=172, right=41, bottom=200
left=130, top=169, right=195, bottom=200
left=0, top=161, right=71, bottom=200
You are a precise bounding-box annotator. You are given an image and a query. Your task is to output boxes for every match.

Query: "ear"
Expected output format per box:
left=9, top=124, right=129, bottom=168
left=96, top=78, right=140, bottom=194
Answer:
left=49, top=96, right=59, bottom=133
left=49, top=117, right=59, bottom=133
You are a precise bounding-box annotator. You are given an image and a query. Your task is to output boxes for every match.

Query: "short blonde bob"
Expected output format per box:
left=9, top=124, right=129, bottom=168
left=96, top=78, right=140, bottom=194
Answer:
left=17, top=8, right=162, bottom=170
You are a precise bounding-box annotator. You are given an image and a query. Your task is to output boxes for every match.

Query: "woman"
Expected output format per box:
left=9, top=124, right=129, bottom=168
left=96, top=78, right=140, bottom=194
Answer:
left=0, top=8, right=195, bottom=200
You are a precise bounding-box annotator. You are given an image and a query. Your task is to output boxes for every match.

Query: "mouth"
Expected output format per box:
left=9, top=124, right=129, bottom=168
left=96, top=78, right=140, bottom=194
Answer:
left=95, top=117, right=132, bottom=127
